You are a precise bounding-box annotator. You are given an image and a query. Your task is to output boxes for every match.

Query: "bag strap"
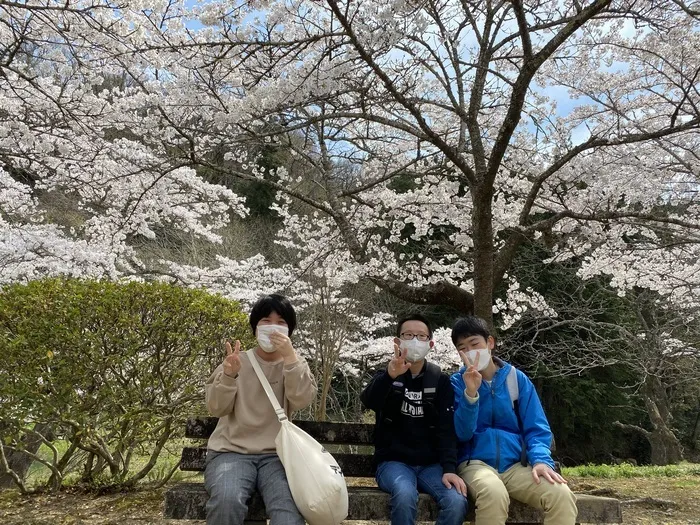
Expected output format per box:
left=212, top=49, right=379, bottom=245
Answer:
left=506, top=366, right=519, bottom=407
left=247, top=349, right=288, bottom=423
left=422, top=361, right=441, bottom=402
left=506, top=365, right=528, bottom=467
left=388, top=361, right=441, bottom=400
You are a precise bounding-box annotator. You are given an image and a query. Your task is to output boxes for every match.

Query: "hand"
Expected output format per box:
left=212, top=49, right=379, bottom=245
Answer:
left=531, top=463, right=567, bottom=485
left=223, top=340, right=242, bottom=377
left=387, top=343, right=411, bottom=379
left=442, top=473, right=467, bottom=497
left=269, top=330, right=297, bottom=363
left=460, top=351, right=482, bottom=397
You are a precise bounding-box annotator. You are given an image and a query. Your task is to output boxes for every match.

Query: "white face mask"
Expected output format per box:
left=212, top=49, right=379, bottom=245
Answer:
left=400, top=339, right=431, bottom=363
left=256, top=324, right=289, bottom=353
left=465, top=348, right=491, bottom=371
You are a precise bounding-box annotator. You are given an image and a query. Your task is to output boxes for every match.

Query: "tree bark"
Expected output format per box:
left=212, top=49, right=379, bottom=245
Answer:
left=372, top=278, right=474, bottom=315
left=643, top=377, right=683, bottom=464
left=648, top=426, right=683, bottom=465
left=471, top=184, right=495, bottom=326
left=643, top=391, right=683, bottom=465
left=317, top=373, right=331, bottom=422
left=690, top=404, right=700, bottom=450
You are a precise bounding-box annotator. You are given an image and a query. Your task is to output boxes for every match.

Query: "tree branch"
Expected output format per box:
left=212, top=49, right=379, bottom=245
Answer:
left=325, top=0, right=477, bottom=184
left=613, top=420, right=650, bottom=438
left=487, top=0, right=613, bottom=182
left=371, top=278, right=474, bottom=314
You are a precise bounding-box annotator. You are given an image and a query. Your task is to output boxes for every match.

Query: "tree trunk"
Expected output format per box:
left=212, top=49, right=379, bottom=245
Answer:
left=690, top=405, right=700, bottom=450
left=614, top=376, right=684, bottom=466
left=47, top=438, right=80, bottom=489
left=0, top=423, right=53, bottom=489
left=317, top=375, right=331, bottom=422
left=648, top=427, right=683, bottom=465
left=643, top=377, right=683, bottom=465
left=314, top=354, right=332, bottom=422
left=471, top=184, right=495, bottom=326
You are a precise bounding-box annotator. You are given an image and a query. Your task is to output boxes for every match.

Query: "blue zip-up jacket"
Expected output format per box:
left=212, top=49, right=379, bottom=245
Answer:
left=451, top=360, right=554, bottom=473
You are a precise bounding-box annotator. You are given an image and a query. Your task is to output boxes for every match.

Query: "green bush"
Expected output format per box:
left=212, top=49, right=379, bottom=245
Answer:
left=0, top=278, right=252, bottom=491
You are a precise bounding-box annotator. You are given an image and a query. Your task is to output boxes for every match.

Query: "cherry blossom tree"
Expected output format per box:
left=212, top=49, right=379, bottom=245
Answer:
left=0, top=0, right=248, bottom=284
left=2, top=0, right=700, bottom=374
left=132, top=0, right=700, bottom=327
left=4, top=0, right=699, bottom=322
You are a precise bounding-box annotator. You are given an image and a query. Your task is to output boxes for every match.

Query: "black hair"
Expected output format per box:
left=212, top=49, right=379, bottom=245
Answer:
left=451, top=315, right=491, bottom=346
left=249, top=294, right=297, bottom=336
left=396, top=313, right=433, bottom=339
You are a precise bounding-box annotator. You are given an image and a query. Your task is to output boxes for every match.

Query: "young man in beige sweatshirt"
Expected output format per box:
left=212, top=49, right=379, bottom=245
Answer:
left=204, top=294, right=317, bottom=525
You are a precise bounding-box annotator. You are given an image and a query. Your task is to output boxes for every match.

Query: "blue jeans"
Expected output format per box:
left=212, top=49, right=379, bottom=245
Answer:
left=204, top=450, right=304, bottom=525
left=376, top=461, right=469, bottom=525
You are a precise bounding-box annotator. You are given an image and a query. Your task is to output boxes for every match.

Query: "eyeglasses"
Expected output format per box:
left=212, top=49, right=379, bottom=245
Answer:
left=400, top=333, right=430, bottom=342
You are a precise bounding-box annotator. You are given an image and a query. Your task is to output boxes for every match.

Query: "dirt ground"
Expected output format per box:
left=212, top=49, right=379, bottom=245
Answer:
left=569, top=476, right=700, bottom=524
left=0, top=475, right=698, bottom=524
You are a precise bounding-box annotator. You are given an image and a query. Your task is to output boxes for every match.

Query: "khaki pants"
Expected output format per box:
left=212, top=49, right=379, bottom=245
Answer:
left=458, top=460, right=577, bottom=525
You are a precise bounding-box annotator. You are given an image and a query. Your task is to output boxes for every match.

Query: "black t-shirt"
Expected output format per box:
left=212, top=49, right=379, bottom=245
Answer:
left=360, top=362, right=458, bottom=474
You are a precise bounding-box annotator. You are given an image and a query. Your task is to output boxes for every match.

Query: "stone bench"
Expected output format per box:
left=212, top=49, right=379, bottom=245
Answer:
left=164, top=417, right=622, bottom=524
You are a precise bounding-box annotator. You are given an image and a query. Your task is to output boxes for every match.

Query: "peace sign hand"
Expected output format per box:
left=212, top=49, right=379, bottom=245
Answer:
left=460, top=351, right=482, bottom=397
left=223, top=340, right=242, bottom=378
left=388, top=343, right=411, bottom=379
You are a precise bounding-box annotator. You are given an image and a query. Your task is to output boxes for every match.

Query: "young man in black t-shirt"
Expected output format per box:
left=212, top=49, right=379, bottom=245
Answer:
left=361, top=314, right=468, bottom=525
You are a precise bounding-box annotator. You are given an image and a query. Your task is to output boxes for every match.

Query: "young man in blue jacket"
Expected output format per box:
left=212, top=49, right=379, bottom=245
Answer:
left=450, top=316, right=577, bottom=525
left=361, top=314, right=468, bottom=525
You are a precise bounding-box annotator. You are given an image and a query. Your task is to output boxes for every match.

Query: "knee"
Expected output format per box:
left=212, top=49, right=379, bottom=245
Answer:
left=207, top=481, right=248, bottom=509
left=439, top=489, right=469, bottom=514
left=205, top=466, right=249, bottom=512
left=379, top=469, right=418, bottom=503
left=544, top=484, right=577, bottom=513
left=474, top=481, right=509, bottom=509
left=391, top=484, right=419, bottom=506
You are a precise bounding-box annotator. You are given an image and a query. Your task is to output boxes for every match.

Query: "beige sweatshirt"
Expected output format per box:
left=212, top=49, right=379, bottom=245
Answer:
left=205, top=350, right=317, bottom=454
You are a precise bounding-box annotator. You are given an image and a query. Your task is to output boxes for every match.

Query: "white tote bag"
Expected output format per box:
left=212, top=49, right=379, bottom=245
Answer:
left=247, top=350, right=349, bottom=525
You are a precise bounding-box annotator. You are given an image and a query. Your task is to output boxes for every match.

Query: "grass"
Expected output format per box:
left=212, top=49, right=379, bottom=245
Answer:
left=672, top=478, right=700, bottom=488
left=563, top=461, right=700, bottom=478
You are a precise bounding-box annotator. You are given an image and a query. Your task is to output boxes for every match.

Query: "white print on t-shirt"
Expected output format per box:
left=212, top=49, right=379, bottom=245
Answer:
left=401, top=389, right=424, bottom=418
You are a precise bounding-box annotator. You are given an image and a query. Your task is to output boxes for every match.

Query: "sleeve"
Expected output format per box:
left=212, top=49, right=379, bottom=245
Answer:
left=360, top=369, right=395, bottom=411
left=436, top=374, right=458, bottom=474
left=205, top=363, right=239, bottom=417
left=283, top=357, right=318, bottom=412
left=451, top=369, right=479, bottom=443
left=518, top=371, right=555, bottom=469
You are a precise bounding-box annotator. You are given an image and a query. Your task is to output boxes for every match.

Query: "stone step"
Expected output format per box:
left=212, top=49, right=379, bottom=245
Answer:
left=164, top=482, right=623, bottom=523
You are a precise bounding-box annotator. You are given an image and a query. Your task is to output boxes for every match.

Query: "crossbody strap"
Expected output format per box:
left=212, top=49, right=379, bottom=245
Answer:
left=247, top=349, right=288, bottom=423
left=506, top=366, right=519, bottom=407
